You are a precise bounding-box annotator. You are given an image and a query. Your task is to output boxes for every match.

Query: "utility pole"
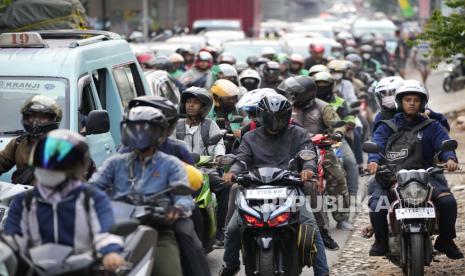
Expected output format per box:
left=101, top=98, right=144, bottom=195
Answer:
left=142, top=0, right=149, bottom=41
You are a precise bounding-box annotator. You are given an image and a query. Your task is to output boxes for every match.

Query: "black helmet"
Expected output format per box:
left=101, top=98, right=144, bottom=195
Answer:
left=180, top=87, right=213, bottom=118
left=246, top=56, right=258, bottom=67
left=121, top=106, right=168, bottom=150
left=262, top=61, right=280, bottom=81
left=344, top=46, right=358, bottom=56
left=255, top=57, right=270, bottom=68
left=31, top=129, right=89, bottom=182
left=128, top=96, right=178, bottom=134
left=257, top=94, right=292, bottom=132
left=277, top=76, right=317, bottom=108
left=21, top=95, right=63, bottom=137
left=153, top=56, right=172, bottom=71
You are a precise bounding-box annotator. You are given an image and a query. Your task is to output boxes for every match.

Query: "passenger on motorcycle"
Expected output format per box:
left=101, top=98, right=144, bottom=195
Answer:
left=219, top=93, right=329, bottom=276
left=0, top=95, right=62, bottom=185
left=180, top=51, right=215, bottom=89
left=327, top=60, right=358, bottom=104
left=304, top=44, right=328, bottom=70
left=367, top=80, right=463, bottom=259
left=3, top=129, right=125, bottom=273
left=89, top=106, right=193, bottom=276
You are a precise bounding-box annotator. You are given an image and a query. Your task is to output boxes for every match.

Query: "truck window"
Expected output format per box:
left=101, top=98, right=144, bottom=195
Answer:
left=92, top=69, right=107, bottom=109
left=78, top=75, right=97, bottom=133
left=112, top=63, right=144, bottom=107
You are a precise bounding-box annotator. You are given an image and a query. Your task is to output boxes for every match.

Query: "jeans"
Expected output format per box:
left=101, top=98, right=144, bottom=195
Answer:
left=153, top=230, right=182, bottom=276
left=223, top=197, right=329, bottom=275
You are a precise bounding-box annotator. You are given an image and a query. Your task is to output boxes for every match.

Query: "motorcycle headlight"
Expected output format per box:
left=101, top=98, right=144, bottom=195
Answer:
left=398, top=182, right=428, bottom=204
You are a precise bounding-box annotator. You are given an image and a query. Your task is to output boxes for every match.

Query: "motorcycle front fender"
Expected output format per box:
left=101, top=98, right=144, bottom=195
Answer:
left=402, top=222, right=429, bottom=233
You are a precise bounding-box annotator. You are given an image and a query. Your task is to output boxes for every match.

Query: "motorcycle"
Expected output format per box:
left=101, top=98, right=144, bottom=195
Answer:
left=443, top=54, right=465, bottom=93
left=232, top=153, right=317, bottom=276
left=0, top=181, right=33, bottom=228
left=362, top=139, right=458, bottom=276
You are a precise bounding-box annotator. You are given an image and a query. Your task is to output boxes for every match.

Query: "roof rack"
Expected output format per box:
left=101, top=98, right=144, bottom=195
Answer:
left=36, top=30, right=121, bottom=40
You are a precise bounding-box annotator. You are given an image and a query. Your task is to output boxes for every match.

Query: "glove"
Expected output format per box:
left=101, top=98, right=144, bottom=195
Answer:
left=331, top=132, right=343, bottom=142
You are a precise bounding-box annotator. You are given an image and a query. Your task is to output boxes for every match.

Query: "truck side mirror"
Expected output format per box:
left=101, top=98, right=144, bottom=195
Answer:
left=85, top=110, right=110, bottom=135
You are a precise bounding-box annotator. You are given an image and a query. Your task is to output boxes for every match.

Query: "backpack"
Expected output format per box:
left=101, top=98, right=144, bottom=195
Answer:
left=176, top=118, right=212, bottom=153
left=382, top=119, right=434, bottom=170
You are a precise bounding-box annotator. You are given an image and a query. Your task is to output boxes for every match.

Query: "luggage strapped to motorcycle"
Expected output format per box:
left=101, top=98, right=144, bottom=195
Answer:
left=176, top=118, right=212, bottom=151
left=297, top=223, right=317, bottom=268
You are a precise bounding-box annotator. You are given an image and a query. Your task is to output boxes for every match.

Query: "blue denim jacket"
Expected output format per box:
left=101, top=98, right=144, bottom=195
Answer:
left=89, top=150, right=193, bottom=214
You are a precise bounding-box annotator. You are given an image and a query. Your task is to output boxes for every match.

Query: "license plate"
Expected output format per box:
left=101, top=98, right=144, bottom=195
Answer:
left=245, top=188, right=287, bottom=199
left=395, top=208, right=435, bottom=220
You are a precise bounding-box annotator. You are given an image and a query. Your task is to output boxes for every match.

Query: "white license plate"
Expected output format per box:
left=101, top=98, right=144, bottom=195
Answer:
left=245, top=188, right=287, bottom=199
left=395, top=208, right=435, bottom=220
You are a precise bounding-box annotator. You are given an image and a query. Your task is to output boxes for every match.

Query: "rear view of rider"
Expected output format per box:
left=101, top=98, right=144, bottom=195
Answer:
left=0, top=95, right=62, bottom=185
left=367, top=80, right=463, bottom=259
left=3, top=129, right=125, bottom=274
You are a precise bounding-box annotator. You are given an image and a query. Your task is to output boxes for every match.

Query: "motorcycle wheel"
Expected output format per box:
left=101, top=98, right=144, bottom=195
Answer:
left=443, top=76, right=453, bottom=93
left=259, top=248, right=274, bottom=276
left=407, top=234, right=424, bottom=276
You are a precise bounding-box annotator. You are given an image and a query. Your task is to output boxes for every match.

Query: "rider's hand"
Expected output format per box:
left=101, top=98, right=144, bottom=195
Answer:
left=102, top=252, right=125, bottom=272
left=164, top=206, right=183, bottom=224
left=367, top=162, right=379, bottom=175
left=300, top=170, right=314, bottom=182
left=223, top=172, right=236, bottom=184
left=446, top=159, right=459, bottom=172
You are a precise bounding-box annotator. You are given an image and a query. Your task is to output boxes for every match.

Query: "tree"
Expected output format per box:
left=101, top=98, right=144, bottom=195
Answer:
left=417, top=0, right=465, bottom=63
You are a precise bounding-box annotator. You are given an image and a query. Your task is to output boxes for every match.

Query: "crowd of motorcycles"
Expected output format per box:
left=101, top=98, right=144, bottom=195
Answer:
left=0, top=25, right=463, bottom=276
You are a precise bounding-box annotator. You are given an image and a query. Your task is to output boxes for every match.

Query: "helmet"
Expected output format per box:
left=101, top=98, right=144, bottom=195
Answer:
left=310, top=44, right=325, bottom=54
left=153, top=56, right=172, bottom=71
left=330, top=42, right=344, bottom=58
left=128, top=96, right=178, bottom=134
left=219, top=52, right=237, bottom=65
left=262, top=61, right=280, bottom=81
left=180, top=87, right=213, bottom=118
left=185, top=164, right=203, bottom=191
left=289, top=53, right=304, bottom=65
left=361, top=34, right=375, bottom=45
left=218, top=64, right=239, bottom=84
left=235, top=62, right=248, bottom=75
left=308, top=64, right=329, bottom=76
left=261, top=47, right=276, bottom=59
left=137, top=52, right=155, bottom=67
left=194, top=51, right=213, bottom=69
left=277, top=76, right=317, bottom=108
left=176, top=47, right=195, bottom=56
left=169, top=53, right=185, bottom=64
left=314, top=72, right=335, bottom=102
left=236, top=88, right=276, bottom=115
left=327, top=60, right=347, bottom=72
left=31, top=129, right=90, bottom=186
left=374, top=76, right=404, bottom=110
left=210, top=79, right=240, bottom=113
left=360, top=44, right=373, bottom=53
left=257, top=93, right=292, bottom=132
left=336, top=31, right=353, bottom=41
left=344, top=46, right=358, bottom=55
left=199, top=46, right=220, bottom=62
left=276, top=53, right=289, bottom=64
left=121, top=106, right=168, bottom=150
left=374, top=39, right=385, bottom=47
left=255, top=57, right=270, bottom=68
left=246, top=56, right=258, bottom=67
left=346, top=53, right=362, bottom=71
left=21, top=95, right=62, bottom=137
left=395, top=79, right=429, bottom=112
left=239, top=69, right=261, bottom=92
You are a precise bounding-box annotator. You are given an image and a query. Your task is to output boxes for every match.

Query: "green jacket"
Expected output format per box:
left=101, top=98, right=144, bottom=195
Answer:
left=328, top=96, right=356, bottom=125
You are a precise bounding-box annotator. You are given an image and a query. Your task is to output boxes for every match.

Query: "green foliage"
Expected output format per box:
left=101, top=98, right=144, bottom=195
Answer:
left=417, top=0, right=465, bottom=64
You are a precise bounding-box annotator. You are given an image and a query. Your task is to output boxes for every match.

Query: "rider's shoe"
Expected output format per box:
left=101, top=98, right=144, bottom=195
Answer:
left=369, top=239, right=388, bottom=256
left=434, top=237, right=464, bottom=260
left=320, top=228, right=340, bottom=250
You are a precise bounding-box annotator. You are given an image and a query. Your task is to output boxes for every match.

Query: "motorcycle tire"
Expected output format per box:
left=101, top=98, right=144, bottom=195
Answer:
left=443, top=76, right=453, bottom=93
left=407, top=233, right=425, bottom=276
left=258, top=248, right=274, bottom=276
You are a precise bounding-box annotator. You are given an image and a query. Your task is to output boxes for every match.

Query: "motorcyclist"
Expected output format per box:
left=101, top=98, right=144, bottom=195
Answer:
left=308, top=64, right=330, bottom=77
left=0, top=95, right=62, bottom=185
left=276, top=52, right=291, bottom=79
left=238, top=69, right=261, bottom=92
left=330, top=43, right=344, bottom=60
left=137, top=52, right=156, bottom=70
left=219, top=93, right=329, bottom=276
left=3, top=129, right=125, bottom=273
left=278, top=76, right=354, bottom=232
left=289, top=53, right=309, bottom=76
left=259, top=61, right=282, bottom=90
left=169, top=53, right=186, bottom=79
left=314, top=71, right=361, bottom=199
left=343, top=60, right=367, bottom=97
left=236, top=88, right=276, bottom=137
left=360, top=45, right=382, bottom=75
left=345, top=53, right=374, bottom=86
left=176, top=47, right=195, bottom=70
left=90, top=106, right=194, bottom=276
left=217, top=64, right=239, bottom=86
left=261, top=46, right=276, bottom=60
left=304, top=43, right=328, bottom=70
left=180, top=51, right=214, bottom=89
left=218, top=52, right=237, bottom=66
left=327, top=60, right=357, bottom=104
left=246, top=56, right=258, bottom=70
left=372, top=39, right=391, bottom=67
left=367, top=80, right=463, bottom=259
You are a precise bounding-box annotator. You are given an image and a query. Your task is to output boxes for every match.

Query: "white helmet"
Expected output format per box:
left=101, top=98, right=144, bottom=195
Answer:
left=261, top=47, right=276, bottom=57
left=218, top=64, right=238, bottom=78
left=239, top=69, right=261, bottom=91
left=308, top=64, right=329, bottom=76
left=236, top=88, right=276, bottom=113
left=395, top=79, right=429, bottom=112
left=374, top=76, right=404, bottom=109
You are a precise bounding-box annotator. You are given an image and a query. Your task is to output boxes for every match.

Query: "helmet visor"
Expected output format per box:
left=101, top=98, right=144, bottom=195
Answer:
left=121, top=121, right=165, bottom=150
left=277, top=78, right=305, bottom=96
left=260, top=109, right=291, bottom=131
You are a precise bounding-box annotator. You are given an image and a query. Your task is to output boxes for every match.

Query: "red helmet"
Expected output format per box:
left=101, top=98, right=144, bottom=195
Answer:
left=310, top=44, right=325, bottom=54
left=194, top=51, right=213, bottom=69
left=137, top=52, right=155, bottom=64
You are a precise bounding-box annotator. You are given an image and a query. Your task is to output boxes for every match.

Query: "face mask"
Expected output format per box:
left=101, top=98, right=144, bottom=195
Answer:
left=331, top=51, right=342, bottom=58
left=332, top=73, right=343, bottom=80
left=362, top=53, right=371, bottom=60
left=317, top=86, right=334, bottom=102
left=381, top=96, right=396, bottom=109
left=34, top=167, right=67, bottom=188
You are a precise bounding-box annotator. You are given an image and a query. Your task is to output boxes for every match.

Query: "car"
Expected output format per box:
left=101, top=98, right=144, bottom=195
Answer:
left=352, top=19, right=398, bottom=54
left=192, top=19, right=242, bottom=33
left=0, top=30, right=150, bottom=181
left=222, top=39, right=288, bottom=63
left=283, top=37, right=339, bottom=58
left=144, top=70, right=181, bottom=107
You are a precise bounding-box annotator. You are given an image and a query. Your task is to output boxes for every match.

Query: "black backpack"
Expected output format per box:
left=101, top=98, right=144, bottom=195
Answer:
left=175, top=118, right=212, bottom=153
left=382, top=119, right=434, bottom=170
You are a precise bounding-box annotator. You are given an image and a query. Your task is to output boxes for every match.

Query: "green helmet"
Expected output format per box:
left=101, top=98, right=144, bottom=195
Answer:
left=275, top=53, right=289, bottom=64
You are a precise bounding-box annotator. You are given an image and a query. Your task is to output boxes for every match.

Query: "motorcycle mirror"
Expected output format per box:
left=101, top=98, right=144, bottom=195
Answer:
left=349, top=101, right=361, bottom=109
left=207, top=130, right=226, bottom=145
left=170, top=184, right=195, bottom=196
left=440, top=139, right=458, bottom=152
left=298, top=150, right=317, bottom=161
left=229, top=116, right=244, bottom=124
left=362, top=141, right=380, bottom=153
left=109, top=220, right=140, bottom=236
left=190, top=152, right=201, bottom=164
left=348, top=109, right=360, bottom=116
left=217, top=154, right=236, bottom=166
left=330, top=120, right=346, bottom=129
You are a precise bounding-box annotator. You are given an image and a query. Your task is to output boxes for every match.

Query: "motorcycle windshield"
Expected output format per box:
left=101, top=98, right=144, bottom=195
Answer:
left=396, top=169, right=429, bottom=187
left=251, top=167, right=287, bottom=184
